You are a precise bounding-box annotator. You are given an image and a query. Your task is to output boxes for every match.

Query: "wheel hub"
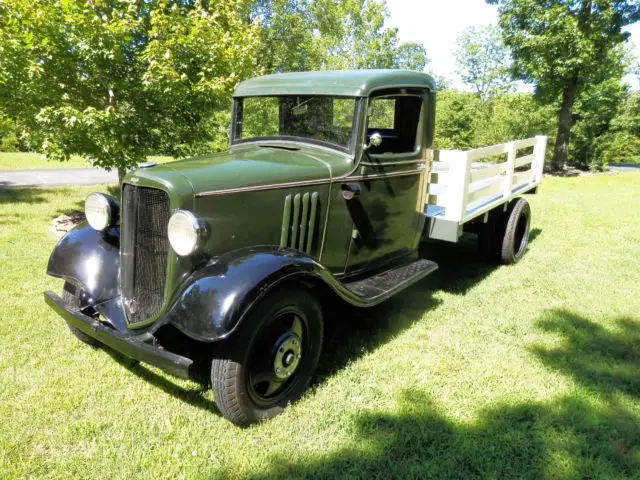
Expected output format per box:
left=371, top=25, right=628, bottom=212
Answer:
left=273, top=334, right=302, bottom=380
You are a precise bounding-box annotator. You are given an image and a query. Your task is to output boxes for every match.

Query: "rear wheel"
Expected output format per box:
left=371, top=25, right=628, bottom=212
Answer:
left=61, top=282, right=100, bottom=347
left=211, top=287, right=323, bottom=427
left=499, top=198, right=531, bottom=264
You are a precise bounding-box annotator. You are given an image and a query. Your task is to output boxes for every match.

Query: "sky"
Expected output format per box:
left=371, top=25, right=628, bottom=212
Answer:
left=385, top=0, right=640, bottom=91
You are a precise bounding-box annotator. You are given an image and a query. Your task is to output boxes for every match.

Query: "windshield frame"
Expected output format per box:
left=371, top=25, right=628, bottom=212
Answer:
left=230, top=95, right=363, bottom=155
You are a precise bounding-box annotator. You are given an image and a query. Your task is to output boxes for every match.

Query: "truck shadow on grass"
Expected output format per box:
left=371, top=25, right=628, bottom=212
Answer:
left=103, top=229, right=543, bottom=419
left=318, top=229, right=541, bottom=380
left=105, top=349, right=221, bottom=415
left=253, top=309, right=640, bottom=479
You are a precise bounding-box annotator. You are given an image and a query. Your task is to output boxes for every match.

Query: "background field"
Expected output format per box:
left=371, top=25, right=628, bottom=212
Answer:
left=0, top=153, right=174, bottom=171
left=0, top=174, right=638, bottom=479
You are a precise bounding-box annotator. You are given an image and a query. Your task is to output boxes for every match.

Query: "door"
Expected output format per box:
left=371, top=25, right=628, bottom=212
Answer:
left=344, top=89, right=430, bottom=275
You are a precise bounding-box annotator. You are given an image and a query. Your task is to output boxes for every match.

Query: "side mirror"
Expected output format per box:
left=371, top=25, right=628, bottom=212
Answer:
left=364, top=132, right=383, bottom=151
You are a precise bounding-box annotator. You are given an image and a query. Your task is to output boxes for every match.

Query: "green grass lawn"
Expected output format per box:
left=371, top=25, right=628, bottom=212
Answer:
left=0, top=152, right=174, bottom=170
left=1, top=174, right=639, bottom=479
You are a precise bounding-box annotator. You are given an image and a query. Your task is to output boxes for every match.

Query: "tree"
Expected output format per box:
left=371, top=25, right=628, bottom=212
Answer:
left=475, top=93, right=557, bottom=147
left=570, top=59, right=627, bottom=169
left=596, top=90, right=640, bottom=166
left=0, top=0, right=260, bottom=180
left=455, top=25, right=514, bottom=101
left=434, top=90, right=556, bottom=151
left=487, top=0, right=640, bottom=170
left=434, top=92, right=481, bottom=150
left=394, top=42, right=430, bottom=71
left=248, top=0, right=322, bottom=72
left=248, top=0, right=429, bottom=72
left=0, top=115, right=25, bottom=152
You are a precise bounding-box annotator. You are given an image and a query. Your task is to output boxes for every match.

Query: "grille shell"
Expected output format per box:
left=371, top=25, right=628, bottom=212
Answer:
left=121, top=184, right=170, bottom=326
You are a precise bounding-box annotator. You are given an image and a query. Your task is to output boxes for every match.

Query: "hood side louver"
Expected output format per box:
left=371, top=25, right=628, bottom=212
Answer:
left=280, top=192, right=319, bottom=255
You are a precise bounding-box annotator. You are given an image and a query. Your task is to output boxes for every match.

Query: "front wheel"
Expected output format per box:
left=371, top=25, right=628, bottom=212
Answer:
left=61, top=282, right=101, bottom=347
left=211, top=287, right=323, bottom=427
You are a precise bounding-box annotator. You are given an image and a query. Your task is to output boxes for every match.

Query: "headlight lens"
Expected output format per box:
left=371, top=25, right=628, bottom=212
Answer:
left=85, top=193, right=113, bottom=231
left=168, top=210, right=205, bottom=256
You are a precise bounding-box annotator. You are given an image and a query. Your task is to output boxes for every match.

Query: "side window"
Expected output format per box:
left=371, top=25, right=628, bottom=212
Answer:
left=367, top=94, right=423, bottom=155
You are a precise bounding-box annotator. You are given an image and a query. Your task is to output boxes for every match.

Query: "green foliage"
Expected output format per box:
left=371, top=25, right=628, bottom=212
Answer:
left=0, top=0, right=260, bottom=173
left=487, top=0, right=640, bottom=170
left=0, top=0, right=430, bottom=169
left=434, top=91, right=556, bottom=152
left=488, top=0, right=638, bottom=100
left=434, top=92, right=481, bottom=150
left=476, top=94, right=557, bottom=147
left=393, top=42, right=430, bottom=71
left=596, top=91, right=640, bottom=166
left=570, top=75, right=627, bottom=169
left=0, top=115, right=25, bottom=152
left=455, top=25, right=514, bottom=101
left=250, top=0, right=429, bottom=72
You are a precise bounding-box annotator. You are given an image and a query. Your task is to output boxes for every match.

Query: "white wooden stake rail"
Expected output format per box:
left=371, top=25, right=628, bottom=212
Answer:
left=425, top=135, right=547, bottom=242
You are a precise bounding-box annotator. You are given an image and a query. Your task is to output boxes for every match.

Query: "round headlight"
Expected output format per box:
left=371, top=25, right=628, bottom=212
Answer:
left=168, top=210, right=205, bottom=256
left=85, top=193, right=113, bottom=231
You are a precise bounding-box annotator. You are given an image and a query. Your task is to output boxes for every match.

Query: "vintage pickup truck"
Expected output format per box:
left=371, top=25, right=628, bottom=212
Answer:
left=44, top=70, right=547, bottom=426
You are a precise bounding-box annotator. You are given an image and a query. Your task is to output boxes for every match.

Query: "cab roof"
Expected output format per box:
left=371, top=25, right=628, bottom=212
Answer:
left=233, top=70, right=436, bottom=97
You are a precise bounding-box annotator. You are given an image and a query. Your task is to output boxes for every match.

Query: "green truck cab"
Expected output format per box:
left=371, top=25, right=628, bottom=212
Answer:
left=44, top=70, right=544, bottom=426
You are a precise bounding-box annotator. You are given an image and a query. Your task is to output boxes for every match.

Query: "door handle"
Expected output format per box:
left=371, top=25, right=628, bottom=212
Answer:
left=341, top=183, right=361, bottom=200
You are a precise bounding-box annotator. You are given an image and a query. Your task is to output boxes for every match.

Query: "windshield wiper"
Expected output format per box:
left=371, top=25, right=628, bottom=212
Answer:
left=259, top=144, right=300, bottom=151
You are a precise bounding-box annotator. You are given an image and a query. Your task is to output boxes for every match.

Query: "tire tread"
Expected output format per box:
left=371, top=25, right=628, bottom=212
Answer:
left=210, top=287, right=323, bottom=427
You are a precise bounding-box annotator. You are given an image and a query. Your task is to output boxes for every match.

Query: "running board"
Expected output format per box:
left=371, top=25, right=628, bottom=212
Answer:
left=343, top=259, right=438, bottom=301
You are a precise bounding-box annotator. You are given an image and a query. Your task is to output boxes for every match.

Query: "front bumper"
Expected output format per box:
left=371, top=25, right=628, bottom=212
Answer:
left=44, top=291, right=193, bottom=379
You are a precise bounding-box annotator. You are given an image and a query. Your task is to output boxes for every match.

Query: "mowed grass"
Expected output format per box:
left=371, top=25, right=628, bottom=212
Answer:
left=0, top=174, right=639, bottom=479
left=0, top=152, right=174, bottom=170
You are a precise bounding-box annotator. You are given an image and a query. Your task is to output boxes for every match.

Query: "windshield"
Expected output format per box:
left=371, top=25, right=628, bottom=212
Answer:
left=233, top=96, right=358, bottom=151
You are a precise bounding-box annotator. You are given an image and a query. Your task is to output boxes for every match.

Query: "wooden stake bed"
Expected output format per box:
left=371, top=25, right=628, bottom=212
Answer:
left=425, top=136, right=548, bottom=242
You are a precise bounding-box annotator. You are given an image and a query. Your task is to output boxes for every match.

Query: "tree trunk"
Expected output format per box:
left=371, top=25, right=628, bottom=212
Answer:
left=551, top=82, right=577, bottom=171
left=118, top=167, right=126, bottom=185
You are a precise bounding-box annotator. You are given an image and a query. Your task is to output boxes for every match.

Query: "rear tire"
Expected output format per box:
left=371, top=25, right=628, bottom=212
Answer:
left=211, top=287, right=323, bottom=427
left=61, top=282, right=100, bottom=347
left=499, top=198, right=531, bottom=265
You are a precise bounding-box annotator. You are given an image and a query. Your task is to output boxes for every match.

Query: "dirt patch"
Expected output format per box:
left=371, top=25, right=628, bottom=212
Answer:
left=50, top=211, right=85, bottom=239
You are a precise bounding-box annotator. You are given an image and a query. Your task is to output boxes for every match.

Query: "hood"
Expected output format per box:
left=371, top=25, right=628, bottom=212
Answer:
left=158, top=144, right=344, bottom=195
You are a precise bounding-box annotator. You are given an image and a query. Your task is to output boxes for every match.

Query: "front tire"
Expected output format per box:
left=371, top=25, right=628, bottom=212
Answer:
left=211, top=287, right=323, bottom=427
left=61, top=282, right=100, bottom=347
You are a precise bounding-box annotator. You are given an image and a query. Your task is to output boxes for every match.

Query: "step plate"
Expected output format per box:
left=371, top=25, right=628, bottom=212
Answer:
left=343, top=259, right=438, bottom=300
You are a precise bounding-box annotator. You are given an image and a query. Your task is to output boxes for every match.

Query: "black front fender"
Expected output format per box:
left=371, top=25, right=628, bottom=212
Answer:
left=161, top=246, right=366, bottom=342
left=47, top=222, right=120, bottom=304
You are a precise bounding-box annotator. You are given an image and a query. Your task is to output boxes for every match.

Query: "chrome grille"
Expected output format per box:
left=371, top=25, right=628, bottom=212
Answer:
left=121, top=184, right=170, bottom=325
